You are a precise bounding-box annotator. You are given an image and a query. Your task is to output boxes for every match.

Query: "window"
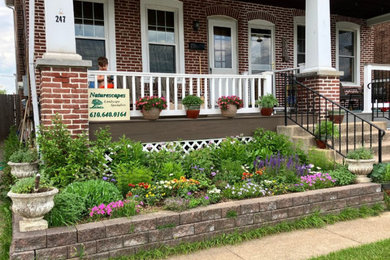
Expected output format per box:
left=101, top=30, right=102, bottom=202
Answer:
left=141, top=0, right=184, bottom=73
left=336, top=22, right=360, bottom=85
left=294, top=16, right=305, bottom=68
left=73, top=0, right=116, bottom=70
left=214, top=26, right=232, bottom=69
left=248, top=20, right=274, bottom=74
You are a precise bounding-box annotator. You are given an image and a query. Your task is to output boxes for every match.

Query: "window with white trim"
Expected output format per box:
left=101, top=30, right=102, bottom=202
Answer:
left=141, top=0, right=185, bottom=73
left=293, top=16, right=305, bottom=68
left=336, top=22, right=360, bottom=85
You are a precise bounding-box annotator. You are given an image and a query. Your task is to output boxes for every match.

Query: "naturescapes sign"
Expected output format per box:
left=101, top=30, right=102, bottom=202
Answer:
left=88, top=89, right=130, bottom=121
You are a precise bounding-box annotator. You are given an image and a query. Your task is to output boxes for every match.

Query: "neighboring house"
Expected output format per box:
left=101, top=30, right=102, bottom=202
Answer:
left=4, top=0, right=390, bottom=139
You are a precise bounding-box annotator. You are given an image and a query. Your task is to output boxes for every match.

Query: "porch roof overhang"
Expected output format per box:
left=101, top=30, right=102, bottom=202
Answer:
left=239, top=0, right=390, bottom=24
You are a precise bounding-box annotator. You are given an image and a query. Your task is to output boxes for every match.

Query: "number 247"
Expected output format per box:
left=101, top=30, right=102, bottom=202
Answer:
left=55, top=16, right=66, bottom=23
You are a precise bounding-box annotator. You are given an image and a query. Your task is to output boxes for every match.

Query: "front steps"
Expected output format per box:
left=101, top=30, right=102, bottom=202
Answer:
left=277, top=121, right=390, bottom=163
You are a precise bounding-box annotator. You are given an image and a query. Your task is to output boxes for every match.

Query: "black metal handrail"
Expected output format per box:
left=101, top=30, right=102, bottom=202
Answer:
left=283, top=74, right=386, bottom=162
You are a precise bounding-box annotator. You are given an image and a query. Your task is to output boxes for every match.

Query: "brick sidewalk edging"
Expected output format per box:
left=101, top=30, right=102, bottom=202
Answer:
left=9, top=183, right=384, bottom=260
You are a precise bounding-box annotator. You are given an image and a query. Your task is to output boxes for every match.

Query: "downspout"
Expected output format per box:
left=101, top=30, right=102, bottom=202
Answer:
left=28, top=0, right=41, bottom=147
left=5, top=3, right=18, bottom=93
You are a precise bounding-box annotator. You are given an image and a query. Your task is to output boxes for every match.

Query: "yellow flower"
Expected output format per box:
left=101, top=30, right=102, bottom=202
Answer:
left=146, top=195, right=149, bottom=198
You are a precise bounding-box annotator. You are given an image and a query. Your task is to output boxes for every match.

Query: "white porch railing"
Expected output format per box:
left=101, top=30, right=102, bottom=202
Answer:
left=363, top=64, right=390, bottom=113
left=87, top=71, right=273, bottom=117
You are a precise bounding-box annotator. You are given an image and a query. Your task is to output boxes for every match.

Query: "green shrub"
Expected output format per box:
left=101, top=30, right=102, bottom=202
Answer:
left=328, top=165, right=356, bottom=186
left=146, top=148, right=183, bottom=172
left=256, top=94, right=278, bottom=108
left=314, top=121, right=339, bottom=139
left=213, top=138, right=248, bottom=167
left=183, top=146, right=215, bottom=175
left=213, top=160, right=243, bottom=185
left=370, top=163, right=390, bottom=183
left=3, top=126, right=20, bottom=163
left=10, top=177, right=51, bottom=194
left=63, top=180, right=122, bottom=211
left=38, top=117, right=107, bottom=188
left=182, top=95, right=203, bottom=107
left=346, top=147, right=374, bottom=160
left=308, top=148, right=336, bottom=171
left=110, top=137, right=148, bottom=168
left=114, top=163, right=153, bottom=195
left=45, top=192, right=86, bottom=227
left=155, top=162, right=185, bottom=181
left=9, top=149, right=38, bottom=163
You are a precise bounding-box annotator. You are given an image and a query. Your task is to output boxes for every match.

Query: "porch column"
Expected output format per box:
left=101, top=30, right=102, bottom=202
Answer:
left=37, top=0, right=91, bottom=135
left=303, top=0, right=334, bottom=73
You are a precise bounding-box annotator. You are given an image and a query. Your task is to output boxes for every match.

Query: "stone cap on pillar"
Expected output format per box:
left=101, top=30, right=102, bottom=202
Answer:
left=297, top=69, right=344, bottom=79
left=36, top=56, right=92, bottom=68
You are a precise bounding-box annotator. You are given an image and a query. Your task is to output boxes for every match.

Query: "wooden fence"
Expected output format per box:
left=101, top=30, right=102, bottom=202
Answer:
left=0, top=94, right=21, bottom=141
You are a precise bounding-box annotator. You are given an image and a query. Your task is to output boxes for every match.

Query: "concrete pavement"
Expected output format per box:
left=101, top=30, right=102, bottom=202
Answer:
left=169, top=212, right=390, bottom=260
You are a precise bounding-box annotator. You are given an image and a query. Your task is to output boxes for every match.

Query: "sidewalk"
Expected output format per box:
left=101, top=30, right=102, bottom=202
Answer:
left=169, top=212, right=390, bottom=260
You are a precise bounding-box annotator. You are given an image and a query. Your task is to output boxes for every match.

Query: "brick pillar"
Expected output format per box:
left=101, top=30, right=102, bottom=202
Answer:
left=297, top=71, right=343, bottom=115
left=37, top=61, right=91, bottom=136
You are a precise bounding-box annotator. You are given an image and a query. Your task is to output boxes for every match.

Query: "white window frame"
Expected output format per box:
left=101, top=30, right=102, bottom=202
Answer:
left=293, top=16, right=305, bottom=68
left=248, top=19, right=275, bottom=74
left=336, top=21, right=360, bottom=86
left=140, top=0, right=185, bottom=74
left=74, top=0, right=117, bottom=70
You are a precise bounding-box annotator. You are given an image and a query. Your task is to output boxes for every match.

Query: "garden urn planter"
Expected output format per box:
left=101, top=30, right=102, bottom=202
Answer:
left=345, top=158, right=375, bottom=183
left=186, top=105, right=201, bottom=119
left=221, top=104, right=238, bottom=118
left=261, top=107, right=273, bottom=116
left=8, top=161, right=39, bottom=179
left=142, top=108, right=161, bottom=120
left=8, top=188, right=58, bottom=232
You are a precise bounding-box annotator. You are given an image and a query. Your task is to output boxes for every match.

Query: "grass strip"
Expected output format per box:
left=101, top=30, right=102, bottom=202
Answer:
left=113, top=204, right=384, bottom=260
left=311, top=238, right=390, bottom=260
left=0, top=199, right=12, bottom=260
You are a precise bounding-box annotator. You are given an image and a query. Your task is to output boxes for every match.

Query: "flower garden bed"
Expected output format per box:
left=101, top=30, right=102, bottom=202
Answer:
left=9, top=183, right=384, bottom=260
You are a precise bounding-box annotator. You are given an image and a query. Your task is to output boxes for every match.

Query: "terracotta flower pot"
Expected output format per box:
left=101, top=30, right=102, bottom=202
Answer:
left=315, top=139, right=327, bottom=149
left=142, top=108, right=161, bottom=120
left=261, top=107, right=273, bottom=116
left=185, top=105, right=201, bottom=119
left=221, top=104, right=238, bottom=118
left=329, top=114, right=344, bottom=124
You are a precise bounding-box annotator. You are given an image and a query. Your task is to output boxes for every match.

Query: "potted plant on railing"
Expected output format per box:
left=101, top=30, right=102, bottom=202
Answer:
left=313, top=121, right=339, bottom=149
left=8, top=148, right=39, bottom=179
left=345, top=147, right=375, bottom=183
left=136, top=96, right=167, bottom=120
left=182, top=95, right=204, bottom=119
left=217, top=96, right=243, bottom=118
left=8, top=174, right=58, bottom=232
left=328, top=110, right=345, bottom=124
left=256, top=94, right=279, bottom=116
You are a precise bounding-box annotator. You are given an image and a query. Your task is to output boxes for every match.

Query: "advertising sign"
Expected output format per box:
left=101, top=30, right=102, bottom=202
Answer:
left=88, top=89, right=130, bottom=121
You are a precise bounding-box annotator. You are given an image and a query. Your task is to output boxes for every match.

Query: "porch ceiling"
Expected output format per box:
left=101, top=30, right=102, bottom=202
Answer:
left=239, top=0, right=390, bottom=20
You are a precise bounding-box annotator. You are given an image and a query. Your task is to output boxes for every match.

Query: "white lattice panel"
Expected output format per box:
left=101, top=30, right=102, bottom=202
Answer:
left=142, top=136, right=253, bottom=153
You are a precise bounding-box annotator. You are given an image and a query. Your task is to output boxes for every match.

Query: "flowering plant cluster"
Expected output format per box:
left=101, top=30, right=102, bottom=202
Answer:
left=89, top=199, right=139, bottom=219
left=217, top=96, right=243, bottom=110
left=295, top=172, right=336, bottom=190
left=223, top=180, right=272, bottom=199
left=136, top=96, right=167, bottom=111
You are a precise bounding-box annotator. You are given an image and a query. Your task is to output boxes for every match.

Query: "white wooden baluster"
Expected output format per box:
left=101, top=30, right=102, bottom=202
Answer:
left=211, top=78, right=215, bottom=109
left=197, top=78, right=200, bottom=97
left=141, top=76, right=145, bottom=97
left=257, top=78, right=261, bottom=105
left=238, top=78, right=242, bottom=99
left=218, top=78, right=222, bottom=99
left=158, top=77, right=162, bottom=97
left=182, top=77, right=186, bottom=101
left=104, top=75, right=108, bottom=89
left=189, top=78, right=193, bottom=95
left=232, top=78, right=236, bottom=95
left=251, top=78, right=255, bottom=107
left=94, top=75, right=98, bottom=89
left=149, top=76, right=153, bottom=96
left=204, top=78, right=208, bottom=109
left=174, top=77, right=178, bottom=110
left=166, top=77, right=170, bottom=110
left=131, top=76, right=136, bottom=111
left=244, top=78, right=249, bottom=108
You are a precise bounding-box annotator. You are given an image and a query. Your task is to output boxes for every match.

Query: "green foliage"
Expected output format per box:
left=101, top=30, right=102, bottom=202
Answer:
left=328, top=165, right=356, bottom=186
left=314, top=121, right=339, bottom=139
left=114, top=163, right=153, bottom=195
left=10, top=177, right=51, bottom=194
left=38, top=117, right=106, bottom=188
left=370, top=163, right=390, bottom=183
left=110, top=137, right=148, bottom=168
left=3, top=126, right=20, bottom=163
left=155, top=162, right=185, bottom=181
left=226, top=210, right=238, bottom=218
left=188, top=197, right=210, bottom=208
left=213, top=160, right=243, bottom=185
left=256, top=94, right=279, bottom=108
left=45, top=192, right=86, bottom=227
left=63, top=180, right=122, bottom=211
left=346, top=147, right=374, bottom=160
left=0, top=200, right=12, bottom=260
left=182, top=95, right=203, bottom=107
left=308, top=149, right=336, bottom=171
left=9, top=149, right=38, bottom=163
left=247, top=128, right=307, bottom=167
left=183, top=147, right=215, bottom=175
left=115, top=205, right=384, bottom=260
left=213, top=138, right=248, bottom=166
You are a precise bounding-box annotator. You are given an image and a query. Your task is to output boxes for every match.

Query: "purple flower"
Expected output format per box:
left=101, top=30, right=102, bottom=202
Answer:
left=111, top=178, right=116, bottom=182
left=103, top=177, right=108, bottom=181
left=187, top=192, right=192, bottom=196
left=204, top=196, right=209, bottom=200
left=211, top=172, right=217, bottom=177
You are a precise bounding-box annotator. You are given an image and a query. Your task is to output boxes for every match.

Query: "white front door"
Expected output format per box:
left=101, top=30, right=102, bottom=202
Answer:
left=208, top=18, right=238, bottom=75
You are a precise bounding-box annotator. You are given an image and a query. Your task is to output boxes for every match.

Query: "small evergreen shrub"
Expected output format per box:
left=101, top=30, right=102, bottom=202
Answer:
left=114, top=163, right=153, bottom=195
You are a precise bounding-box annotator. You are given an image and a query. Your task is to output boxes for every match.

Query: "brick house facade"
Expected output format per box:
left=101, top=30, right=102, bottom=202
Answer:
left=374, top=21, right=390, bottom=64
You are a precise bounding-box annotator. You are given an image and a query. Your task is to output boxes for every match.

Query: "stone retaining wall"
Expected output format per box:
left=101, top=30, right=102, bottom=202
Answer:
left=10, top=183, right=384, bottom=260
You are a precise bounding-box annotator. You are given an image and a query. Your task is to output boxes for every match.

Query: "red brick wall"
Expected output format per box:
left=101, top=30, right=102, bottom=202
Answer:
left=374, top=21, right=390, bottom=64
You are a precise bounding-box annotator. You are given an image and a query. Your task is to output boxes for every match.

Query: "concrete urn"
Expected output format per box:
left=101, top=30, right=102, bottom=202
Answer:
left=8, top=161, right=39, bottom=179
left=345, top=158, right=375, bottom=183
left=8, top=188, right=58, bottom=232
